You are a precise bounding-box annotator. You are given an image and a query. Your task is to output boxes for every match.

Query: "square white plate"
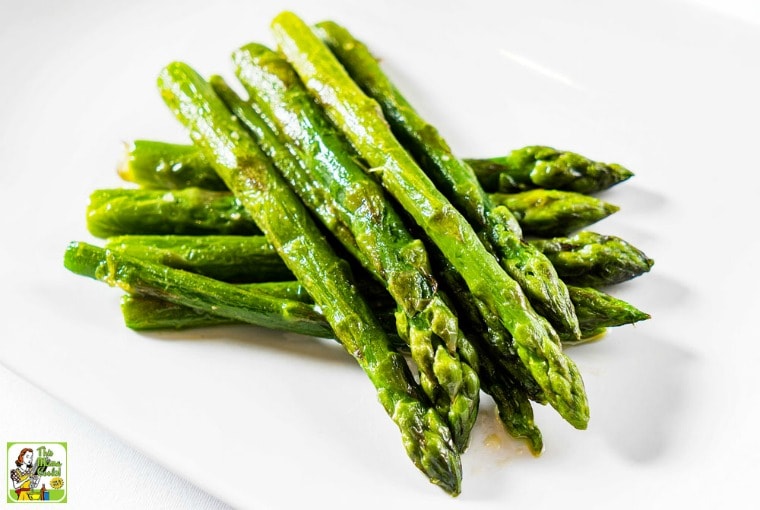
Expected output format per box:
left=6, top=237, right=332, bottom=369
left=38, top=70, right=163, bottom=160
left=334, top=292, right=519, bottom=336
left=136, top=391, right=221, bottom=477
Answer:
left=2, top=1, right=758, bottom=508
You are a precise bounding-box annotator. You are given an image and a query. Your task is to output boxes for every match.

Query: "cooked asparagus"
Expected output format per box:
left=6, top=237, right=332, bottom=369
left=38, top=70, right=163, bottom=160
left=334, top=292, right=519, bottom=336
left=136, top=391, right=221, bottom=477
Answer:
left=64, top=241, right=332, bottom=337
left=466, top=146, right=634, bottom=194
left=490, top=189, right=619, bottom=237
left=225, top=47, right=478, bottom=450
left=158, top=61, right=462, bottom=494
left=87, top=187, right=260, bottom=238
left=530, top=231, right=654, bottom=287
left=90, top=185, right=617, bottom=240
left=271, top=11, right=589, bottom=430
left=119, top=140, right=227, bottom=191
left=106, top=234, right=292, bottom=282
left=316, top=19, right=580, bottom=339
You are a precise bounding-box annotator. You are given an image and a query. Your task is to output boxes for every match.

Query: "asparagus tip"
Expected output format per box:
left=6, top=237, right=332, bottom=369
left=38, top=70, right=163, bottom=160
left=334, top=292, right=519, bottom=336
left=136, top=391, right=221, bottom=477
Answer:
left=612, top=163, right=635, bottom=183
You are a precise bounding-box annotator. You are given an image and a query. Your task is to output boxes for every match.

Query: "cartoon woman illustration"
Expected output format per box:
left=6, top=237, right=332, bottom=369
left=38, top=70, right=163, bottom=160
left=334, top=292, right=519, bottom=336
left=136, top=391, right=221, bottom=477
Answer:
left=9, top=448, right=40, bottom=501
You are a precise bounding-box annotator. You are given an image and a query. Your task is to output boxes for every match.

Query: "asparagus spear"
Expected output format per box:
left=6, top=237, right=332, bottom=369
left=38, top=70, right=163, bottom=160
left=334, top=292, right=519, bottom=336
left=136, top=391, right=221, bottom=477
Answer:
left=64, top=241, right=332, bottom=338
left=119, top=140, right=228, bottom=191
left=466, top=146, right=635, bottom=194
left=120, top=284, right=399, bottom=333
left=530, top=231, right=655, bottom=287
left=316, top=20, right=579, bottom=339
left=121, top=294, right=235, bottom=330
left=121, top=279, right=316, bottom=330
left=490, top=189, right=619, bottom=237
left=565, top=286, right=650, bottom=344
left=118, top=274, right=648, bottom=341
left=90, top=185, right=618, bottom=242
left=271, top=11, right=588, bottom=430
left=105, top=233, right=649, bottom=331
left=158, top=61, right=462, bottom=494
left=87, top=187, right=260, bottom=238
left=117, top=140, right=632, bottom=197
left=106, top=235, right=293, bottom=283
left=225, top=47, right=478, bottom=450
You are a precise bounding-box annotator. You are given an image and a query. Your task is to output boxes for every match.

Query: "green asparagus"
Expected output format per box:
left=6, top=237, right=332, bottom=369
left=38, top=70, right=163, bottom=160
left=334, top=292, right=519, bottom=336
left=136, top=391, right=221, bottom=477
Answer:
left=428, top=249, right=545, bottom=449
left=158, top=61, right=462, bottom=494
left=530, top=231, right=654, bottom=287
left=271, top=11, right=588, bottom=429
left=117, top=276, right=647, bottom=341
left=106, top=235, right=292, bottom=282
left=226, top=46, right=478, bottom=450
left=316, top=20, right=579, bottom=339
left=119, top=140, right=228, bottom=191
left=116, top=140, right=632, bottom=199
left=64, top=241, right=332, bottom=338
left=466, top=146, right=635, bottom=194
left=105, top=233, right=649, bottom=333
left=490, top=189, right=619, bottom=237
left=90, top=184, right=619, bottom=242
left=87, top=187, right=260, bottom=238
left=565, top=286, right=650, bottom=344
left=121, top=280, right=316, bottom=330
left=120, top=288, right=402, bottom=334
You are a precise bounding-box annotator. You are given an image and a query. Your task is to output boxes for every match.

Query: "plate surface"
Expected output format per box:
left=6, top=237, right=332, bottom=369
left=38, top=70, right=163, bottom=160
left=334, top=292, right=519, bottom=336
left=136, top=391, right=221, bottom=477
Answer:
left=1, top=1, right=759, bottom=508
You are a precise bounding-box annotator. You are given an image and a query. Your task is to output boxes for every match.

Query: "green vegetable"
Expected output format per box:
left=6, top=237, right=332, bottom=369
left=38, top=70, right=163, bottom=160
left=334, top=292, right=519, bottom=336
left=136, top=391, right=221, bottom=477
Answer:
left=64, top=241, right=332, bottom=338
left=466, top=146, right=635, bottom=194
left=105, top=233, right=649, bottom=334
left=565, top=286, right=650, bottom=344
left=158, top=61, right=462, bottom=494
left=105, top=235, right=292, bottom=283
left=120, top=280, right=315, bottom=330
left=479, top=356, right=544, bottom=454
left=120, top=287, right=404, bottom=333
left=316, top=20, right=579, bottom=339
left=88, top=184, right=618, bottom=243
left=117, top=277, right=648, bottom=342
left=429, top=252, right=545, bottom=449
left=226, top=45, right=478, bottom=450
left=490, top=189, right=619, bottom=237
left=86, top=187, right=260, bottom=238
left=271, top=11, right=589, bottom=430
left=119, top=140, right=227, bottom=191
left=121, top=294, right=234, bottom=330
left=530, top=231, right=654, bottom=287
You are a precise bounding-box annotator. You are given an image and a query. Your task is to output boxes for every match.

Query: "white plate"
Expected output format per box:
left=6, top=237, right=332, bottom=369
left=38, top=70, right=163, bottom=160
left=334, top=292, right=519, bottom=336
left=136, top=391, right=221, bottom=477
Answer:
left=2, top=1, right=759, bottom=508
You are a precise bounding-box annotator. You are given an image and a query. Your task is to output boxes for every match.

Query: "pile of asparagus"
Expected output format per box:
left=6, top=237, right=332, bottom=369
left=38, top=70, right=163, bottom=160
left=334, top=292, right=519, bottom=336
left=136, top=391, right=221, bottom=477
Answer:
left=64, top=12, right=653, bottom=495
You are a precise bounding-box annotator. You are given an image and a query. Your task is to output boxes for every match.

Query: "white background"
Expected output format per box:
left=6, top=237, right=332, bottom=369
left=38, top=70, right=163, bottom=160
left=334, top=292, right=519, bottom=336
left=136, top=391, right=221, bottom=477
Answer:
left=1, top=1, right=759, bottom=509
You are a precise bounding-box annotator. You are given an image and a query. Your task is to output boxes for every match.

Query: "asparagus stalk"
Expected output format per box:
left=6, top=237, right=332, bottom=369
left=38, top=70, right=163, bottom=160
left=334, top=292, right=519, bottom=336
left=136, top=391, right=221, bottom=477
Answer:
left=120, top=287, right=403, bottom=334
left=105, top=234, right=649, bottom=332
left=120, top=279, right=315, bottom=330
left=530, top=231, right=655, bottom=287
left=119, top=140, right=228, bottom=191
left=271, top=11, right=588, bottom=430
left=316, top=20, right=579, bottom=339
left=465, top=146, right=635, bottom=194
left=225, top=47, right=478, bottom=450
left=490, top=189, right=619, bottom=237
left=64, top=241, right=332, bottom=338
left=158, top=61, right=462, bottom=494
left=90, top=185, right=618, bottom=241
left=565, top=286, right=650, bottom=344
left=117, top=140, right=632, bottom=196
left=118, top=275, right=647, bottom=341
left=121, top=294, right=235, bottom=330
left=106, top=235, right=293, bottom=283
left=87, top=187, right=260, bottom=238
